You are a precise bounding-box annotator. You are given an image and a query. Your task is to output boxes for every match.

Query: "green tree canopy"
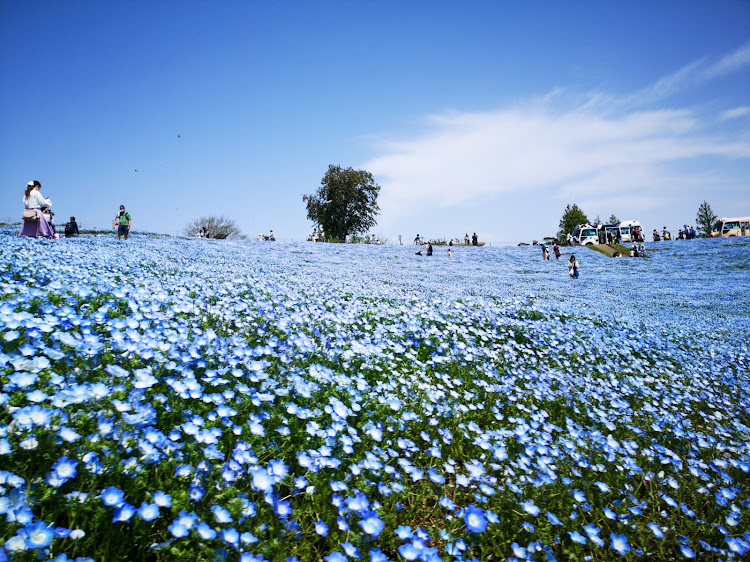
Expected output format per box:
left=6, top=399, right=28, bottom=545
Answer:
left=695, top=201, right=718, bottom=237
left=607, top=214, right=620, bottom=224
left=558, top=204, right=589, bottom=243
left=184, top=215, right=243, bottom=239
left=303, top=165, right=381, bottom=242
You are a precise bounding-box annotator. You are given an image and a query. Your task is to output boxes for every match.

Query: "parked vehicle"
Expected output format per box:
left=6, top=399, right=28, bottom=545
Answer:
left=597, top=223, right=620, bottom=244
left=570, top=224, right=598, bottom=246
left=617, top=220, right=643, bottom=243
left=710, top=217, right=750, bottom=237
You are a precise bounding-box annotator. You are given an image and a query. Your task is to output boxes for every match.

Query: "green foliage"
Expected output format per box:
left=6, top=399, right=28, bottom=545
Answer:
left=695, top=200, right=717, bottom=237
left=557, top=204, right=589, bottom=243
left=607, top=214, right=620, bottom=224
left=303, top=165, right=381, bottom=243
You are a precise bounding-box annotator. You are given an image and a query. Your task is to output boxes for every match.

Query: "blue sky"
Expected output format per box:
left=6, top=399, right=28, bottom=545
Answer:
left=2, top=1, right=749, bottom=243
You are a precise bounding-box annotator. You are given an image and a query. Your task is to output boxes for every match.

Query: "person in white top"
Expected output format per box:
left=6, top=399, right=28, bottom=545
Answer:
left=20, top=181, right=54, bottom=238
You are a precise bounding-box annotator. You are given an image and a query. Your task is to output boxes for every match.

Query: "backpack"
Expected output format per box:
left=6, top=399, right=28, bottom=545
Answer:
left=65, top=222, right=74, bottom=235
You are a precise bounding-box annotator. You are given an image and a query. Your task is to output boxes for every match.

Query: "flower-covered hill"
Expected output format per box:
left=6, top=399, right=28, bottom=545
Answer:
left=0, top=231, right=748, bottom=561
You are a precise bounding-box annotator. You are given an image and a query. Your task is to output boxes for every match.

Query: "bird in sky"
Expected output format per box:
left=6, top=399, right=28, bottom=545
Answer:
left=134, top=169, right=139, bottom=172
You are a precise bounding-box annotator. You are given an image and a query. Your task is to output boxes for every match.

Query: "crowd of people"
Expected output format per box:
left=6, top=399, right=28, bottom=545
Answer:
left=678, top=225, right=698, bottom=239
left=19, top=180, right=130, bottom=241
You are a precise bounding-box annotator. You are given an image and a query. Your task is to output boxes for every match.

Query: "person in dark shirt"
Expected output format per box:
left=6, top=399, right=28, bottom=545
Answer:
left=64, top=216, right=80, bottom=237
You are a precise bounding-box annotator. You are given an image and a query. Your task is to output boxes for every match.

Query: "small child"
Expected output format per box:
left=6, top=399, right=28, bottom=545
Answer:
left=447, top=248, right=452, bottom=258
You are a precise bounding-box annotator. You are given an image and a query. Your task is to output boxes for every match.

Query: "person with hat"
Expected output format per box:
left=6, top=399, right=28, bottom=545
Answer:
left=19, top=180, right=54, bottom=238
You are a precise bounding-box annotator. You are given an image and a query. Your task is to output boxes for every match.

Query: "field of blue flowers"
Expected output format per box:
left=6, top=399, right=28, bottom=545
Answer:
left=1, top=228, right=748, bottom=561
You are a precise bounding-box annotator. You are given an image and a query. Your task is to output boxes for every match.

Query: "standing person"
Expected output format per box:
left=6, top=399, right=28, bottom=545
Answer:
left=19, top=181, right=55, bottom=238
left=447, top=247, right=452, bottom=258
left=414, top=234, right=421, bottom=245
left=398, top=234, right=403, bottom=245
left=541, top=244, right=550, bottom=260
left=47, top=211, right=58, bottom=237
left=114, top=205, right=131, bottom=241
left=553, top=243, right=561, bottom=259
left=64, top=216, right=80, bottom=237
left=472, top=232, right=478, bottom=246
left=568, top=255, right=579, bottom=278
left=464, top=233, right=470, bottom=245
left=269, top=229, right=276, bottom=241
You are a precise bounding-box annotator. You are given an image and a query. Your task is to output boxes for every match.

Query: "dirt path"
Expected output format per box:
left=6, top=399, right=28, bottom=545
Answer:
left=587, top=243, right=630, bottom=257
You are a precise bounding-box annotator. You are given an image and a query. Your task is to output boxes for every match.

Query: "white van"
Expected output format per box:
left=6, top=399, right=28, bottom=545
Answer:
left=617, top=220, right=643, bottom=243
left=710, top=217, right=750, bottom=237
left=570, top=224, right=598, bottom=246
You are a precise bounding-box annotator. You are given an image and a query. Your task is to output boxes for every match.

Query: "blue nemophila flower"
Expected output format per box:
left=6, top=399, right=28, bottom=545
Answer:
left=22, top=521, right=55, bottom=549
left=112, top=503, right=136, bottom=523
left=315, top=521, right=329, bottom=537
left=274, top=499, right=292, bottom=518
left=221, top=527, right=239, bottom=546
left=358, top=511, right=385, bottom=538
left=610, top=533, right=630, bottom=556
left=463, top=505, right=488, bottom=533
left=546, top=511, right=563, bottom=526
left=397, top=541, right=423, bottom=561
left=137, top=502, right=160, bottom=521
left=211, top=505, right=232, bottom=523
left=725, top=536, right=749, bottom=556
left=395, top=525, right=413, bottom=539
left=101, top=486, right=124, bottom=507
left=568, top=530, right=587, bottom=545
left=583, top=524, right=604, bottom=547
left=251, top=467, right=274, bottom=493
left=647, top=522, right=664, bottom=539
left=680, top=544, right=696, bottom=558
left=368, top=548, right=389, bottom=562
left=511, top=542, right=526, bottom=558
left=152, top=491, right=172, bottom=507
left=196, top=521, right=217, bottom=540
left=346, top=491, right=369, bottom=512
left=341, top=542, right=360, bottom=558
left=52, top=456, right=77, bottom=480
left=520, top=500, right=540, bottom=517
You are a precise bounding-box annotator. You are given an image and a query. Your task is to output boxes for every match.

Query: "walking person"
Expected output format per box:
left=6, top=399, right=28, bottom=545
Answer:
left=541, top=244, right=550, bottom=260
left=553, top=243, right=561, bottom=259
left=568, top=255, right=579, bottom=278
left=114, top=205, right=132, bottom=241
left=472, top=232, right=478, bottom=246
left=19, top=181, right=55, bottom=238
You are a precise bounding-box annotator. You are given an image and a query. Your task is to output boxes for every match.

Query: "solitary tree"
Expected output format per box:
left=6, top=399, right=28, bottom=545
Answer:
left=607, top=214, right=620, bottom=225
left=557, top=204, right=589, bottom=243
left=695, top=201, right=717, bottom=237
left=303, top=165, right=381, bottom=242
left=184, top=215, right=244, bottom=239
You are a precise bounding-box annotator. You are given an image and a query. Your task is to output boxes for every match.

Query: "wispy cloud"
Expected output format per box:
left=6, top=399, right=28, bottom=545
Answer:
left=720, top=106, right=750, bottom=120
left=702, top=40, right=750, bottom=79
left=365, top=42, right=750, bottom=224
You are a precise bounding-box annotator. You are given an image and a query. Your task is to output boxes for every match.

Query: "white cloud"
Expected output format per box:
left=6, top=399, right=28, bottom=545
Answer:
left=365, top=42, right=750, bottom=226
left=720, top=106, right=750, bottom=120
left=702, top=41, right=750, bottom=79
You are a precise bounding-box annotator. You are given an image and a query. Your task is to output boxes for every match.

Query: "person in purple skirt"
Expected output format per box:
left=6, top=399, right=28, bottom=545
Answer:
left=19, top=181, right=55, bottom=238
